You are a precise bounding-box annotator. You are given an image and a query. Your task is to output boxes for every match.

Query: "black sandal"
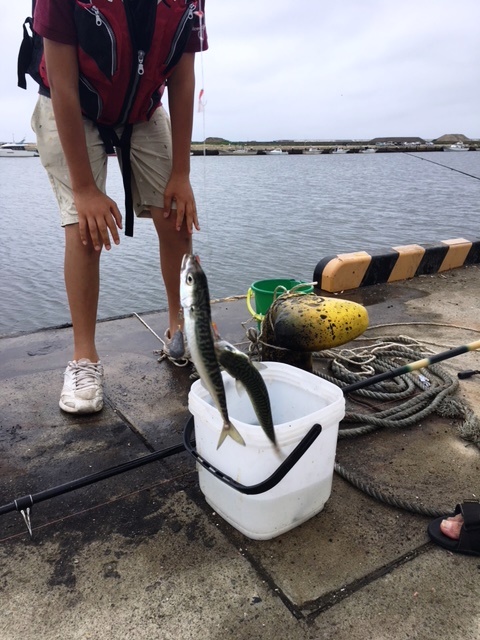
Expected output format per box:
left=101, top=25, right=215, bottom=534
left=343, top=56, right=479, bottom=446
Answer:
left=428, top=501, right=480, bottom=557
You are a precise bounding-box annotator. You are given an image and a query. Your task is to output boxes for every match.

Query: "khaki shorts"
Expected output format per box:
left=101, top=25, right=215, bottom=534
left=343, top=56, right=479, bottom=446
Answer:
left=31, top=95, right=173, bottom=226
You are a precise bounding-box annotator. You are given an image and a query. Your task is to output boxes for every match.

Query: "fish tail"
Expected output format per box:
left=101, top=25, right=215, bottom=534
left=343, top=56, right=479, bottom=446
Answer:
left=216, top=421, right=246, bottom=449
left=264, top=429, right=281, bottom=455
left=266, top=429, right=278, bottom=448
left=272, top=438, right=281, bottom=454
left=272, top=440, right=281, bottom=455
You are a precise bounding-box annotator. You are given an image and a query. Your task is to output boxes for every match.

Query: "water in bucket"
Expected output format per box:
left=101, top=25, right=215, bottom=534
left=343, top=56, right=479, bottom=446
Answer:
left=247, top=278, right=315, bottom=325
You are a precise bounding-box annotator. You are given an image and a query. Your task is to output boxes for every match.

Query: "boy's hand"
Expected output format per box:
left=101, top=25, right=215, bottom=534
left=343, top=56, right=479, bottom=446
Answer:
left=73, top=185, right=123, bottom=250
left=163, top=174, right=200, bottom=233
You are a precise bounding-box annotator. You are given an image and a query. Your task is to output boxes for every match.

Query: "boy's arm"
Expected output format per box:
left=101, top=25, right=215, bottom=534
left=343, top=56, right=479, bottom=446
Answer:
left=43, top=38, right=122, bottom=250
left=165, top=52, right=199, bottom=233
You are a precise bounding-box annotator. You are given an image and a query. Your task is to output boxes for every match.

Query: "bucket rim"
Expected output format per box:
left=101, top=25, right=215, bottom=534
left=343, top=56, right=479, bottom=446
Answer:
left=188, top=362, right=345, bottom=447
left=250, top=278, right=314, bottom=293
left=247, top=280, right=316, bottom=322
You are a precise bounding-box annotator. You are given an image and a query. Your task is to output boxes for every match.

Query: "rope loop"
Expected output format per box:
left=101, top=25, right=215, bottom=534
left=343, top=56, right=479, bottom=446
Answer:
left=312, top=335, right=479, bottom=517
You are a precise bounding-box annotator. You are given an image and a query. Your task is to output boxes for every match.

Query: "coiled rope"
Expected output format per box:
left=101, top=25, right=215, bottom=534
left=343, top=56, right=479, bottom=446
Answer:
left=315, top=337, right=459, bottom=438
left=311, top=336, right=480, bottom=517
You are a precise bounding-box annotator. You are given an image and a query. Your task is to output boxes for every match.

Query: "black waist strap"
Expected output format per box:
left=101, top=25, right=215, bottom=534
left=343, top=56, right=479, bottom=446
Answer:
left=97, top=123, right=135, bottom=237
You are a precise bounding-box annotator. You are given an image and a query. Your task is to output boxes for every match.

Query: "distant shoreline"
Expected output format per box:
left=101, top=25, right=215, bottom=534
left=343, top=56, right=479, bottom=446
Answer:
left=190, top=142, right=480, bottom=156
left=6, top=140, right=479, bottom=157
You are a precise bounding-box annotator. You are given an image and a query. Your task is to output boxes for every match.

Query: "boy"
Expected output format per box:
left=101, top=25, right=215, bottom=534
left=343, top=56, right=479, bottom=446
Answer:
left=30, top=0, right=207, bottom=413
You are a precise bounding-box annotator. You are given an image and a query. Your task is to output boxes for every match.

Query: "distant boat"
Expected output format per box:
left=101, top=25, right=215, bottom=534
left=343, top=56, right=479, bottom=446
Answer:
left=359, top=147, right=376, bottom=154
left=267, top=148, right=287, bottom=155
left=443, top=142, right=470, bottom=152
left=304, top=147, right=321, bottom=155
left=332, top=147, right=348, bottom=154
left=231, top=147, right=256, bottom=155
left=0, top=142, right=38, bottom=157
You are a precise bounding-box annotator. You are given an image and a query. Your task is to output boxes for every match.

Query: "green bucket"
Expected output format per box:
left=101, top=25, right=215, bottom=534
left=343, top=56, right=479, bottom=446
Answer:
left=247, top=278, right=315, bottom=325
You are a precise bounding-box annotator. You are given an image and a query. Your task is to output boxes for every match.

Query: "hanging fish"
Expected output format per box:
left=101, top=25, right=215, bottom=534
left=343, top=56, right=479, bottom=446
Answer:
left=180, top=254, right=245, bottom=449
left=214, top=339, right=279, bottom=452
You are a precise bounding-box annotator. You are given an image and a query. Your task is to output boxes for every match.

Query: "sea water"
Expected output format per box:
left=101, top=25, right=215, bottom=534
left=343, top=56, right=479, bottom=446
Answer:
left=1, top=151, right=480, bottom=336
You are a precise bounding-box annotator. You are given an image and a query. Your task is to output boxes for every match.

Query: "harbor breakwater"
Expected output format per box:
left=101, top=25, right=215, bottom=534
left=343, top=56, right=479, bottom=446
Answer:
left=190, top=143, right=480, bottom=156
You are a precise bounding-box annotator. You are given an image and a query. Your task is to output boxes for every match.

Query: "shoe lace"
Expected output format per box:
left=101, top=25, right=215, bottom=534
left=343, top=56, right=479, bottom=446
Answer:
left=72, top=362, right=101, bottom=390
left=154, top=349, right=191, bottom=367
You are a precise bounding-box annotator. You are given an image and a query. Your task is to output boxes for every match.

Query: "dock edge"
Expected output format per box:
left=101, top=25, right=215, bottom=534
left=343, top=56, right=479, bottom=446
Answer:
left=313, top=238, right=480, bottom=292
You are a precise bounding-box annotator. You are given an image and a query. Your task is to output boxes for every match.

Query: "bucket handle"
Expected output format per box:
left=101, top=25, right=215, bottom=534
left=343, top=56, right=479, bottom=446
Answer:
left=246, top=286, right=263, bottom=322
left=291, top=281, right=317, bottom=293
left=182, top=416, right=322, bottom=495
left=245, top=284, right=297, bottom=322
left=246, top=282, right=318, bottom=322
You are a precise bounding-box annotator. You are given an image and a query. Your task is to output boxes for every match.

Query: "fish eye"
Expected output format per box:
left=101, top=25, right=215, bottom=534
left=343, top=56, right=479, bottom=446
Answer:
left=186, top=273, right=194, bottom=285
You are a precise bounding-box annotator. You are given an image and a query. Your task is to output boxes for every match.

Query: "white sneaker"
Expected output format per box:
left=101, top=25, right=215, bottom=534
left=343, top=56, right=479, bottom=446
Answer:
left=59, top=359, right=104, bottom=414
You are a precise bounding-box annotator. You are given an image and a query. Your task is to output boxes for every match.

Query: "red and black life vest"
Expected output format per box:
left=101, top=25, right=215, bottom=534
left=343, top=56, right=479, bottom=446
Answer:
left=20, top=0, right=198, bottom=126
left=18, top=0, right=200, bottom=236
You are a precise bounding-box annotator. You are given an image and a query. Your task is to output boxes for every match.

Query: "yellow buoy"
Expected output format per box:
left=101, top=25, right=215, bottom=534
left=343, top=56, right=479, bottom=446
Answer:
left=267, top=293, right=369, bottom=351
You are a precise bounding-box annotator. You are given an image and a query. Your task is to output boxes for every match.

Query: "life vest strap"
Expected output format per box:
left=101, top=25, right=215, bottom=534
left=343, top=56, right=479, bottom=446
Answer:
left=97, top=123, right=135, bottom=237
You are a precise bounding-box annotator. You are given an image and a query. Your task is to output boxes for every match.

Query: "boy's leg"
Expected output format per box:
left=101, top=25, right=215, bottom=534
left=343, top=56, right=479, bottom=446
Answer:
left=64, top=224, right=101, bottom=363
left=33, top=95, right=108, bottom=362
left=32, top=95, right=108, bottom=412
left=151, top=208, right=192, bottom=335
left=60, top=227, right=104, bottom=414
left=127, top=107, right=194, bottom=350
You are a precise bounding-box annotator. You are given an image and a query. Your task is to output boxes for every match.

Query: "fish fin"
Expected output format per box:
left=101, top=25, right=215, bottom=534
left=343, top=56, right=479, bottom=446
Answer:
left=216, top=422, right=246, bottom=449
left=235, top=379, right=246, bottom=396
left=211, top=322, right=222, bottom=341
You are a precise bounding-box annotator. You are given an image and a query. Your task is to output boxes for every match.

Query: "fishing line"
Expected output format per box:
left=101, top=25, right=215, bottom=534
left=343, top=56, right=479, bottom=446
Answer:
left=194, top=1, right=210, bottom=266
left=404, top=152, right=480, bottom=182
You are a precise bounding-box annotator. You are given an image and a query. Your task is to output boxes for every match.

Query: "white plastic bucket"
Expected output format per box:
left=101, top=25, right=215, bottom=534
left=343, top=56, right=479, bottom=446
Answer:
left=188, top=361, right=345, bottom=540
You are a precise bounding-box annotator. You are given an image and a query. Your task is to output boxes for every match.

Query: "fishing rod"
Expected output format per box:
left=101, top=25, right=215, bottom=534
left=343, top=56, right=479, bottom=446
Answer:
left=404, top=152, right=480, bottom=182
left=2, top=338, right=480, bottom=538
left=340, top=338, right=480, bottom=394
left=1, top=441, right=187, bottom=538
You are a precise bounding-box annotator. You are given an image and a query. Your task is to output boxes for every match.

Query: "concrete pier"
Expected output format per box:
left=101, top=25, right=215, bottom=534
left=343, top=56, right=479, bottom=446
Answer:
left=1, top=266, right=479, bottom=640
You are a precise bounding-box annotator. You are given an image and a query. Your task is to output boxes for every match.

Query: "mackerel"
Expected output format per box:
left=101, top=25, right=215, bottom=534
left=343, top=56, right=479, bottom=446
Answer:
left=214, top=340, right=279, bottom=452
left=180, top=254, right=245, bottom=449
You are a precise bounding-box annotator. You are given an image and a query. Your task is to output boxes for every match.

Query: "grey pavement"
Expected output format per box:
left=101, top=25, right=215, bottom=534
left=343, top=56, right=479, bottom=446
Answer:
left=1, top=267, right=479, bottom=640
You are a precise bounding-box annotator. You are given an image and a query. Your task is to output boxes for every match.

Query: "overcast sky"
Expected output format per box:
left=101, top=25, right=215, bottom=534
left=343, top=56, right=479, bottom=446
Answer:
left=1, top=1, right=479, bottom=144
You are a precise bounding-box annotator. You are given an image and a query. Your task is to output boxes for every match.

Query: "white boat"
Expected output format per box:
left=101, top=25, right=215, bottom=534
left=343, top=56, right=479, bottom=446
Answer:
left=331, top=147, right=348, bottom=154
left=443, top=142, right=470, bottom=152
left=304, top=147, right=321, bottom=155
left=267, top=148, right=287, bottom=155
left=0, top=142, right=38, bottom=157
left=231, top=147, right=256, bottom=155
left=359, top=147, right=376, bottom=154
